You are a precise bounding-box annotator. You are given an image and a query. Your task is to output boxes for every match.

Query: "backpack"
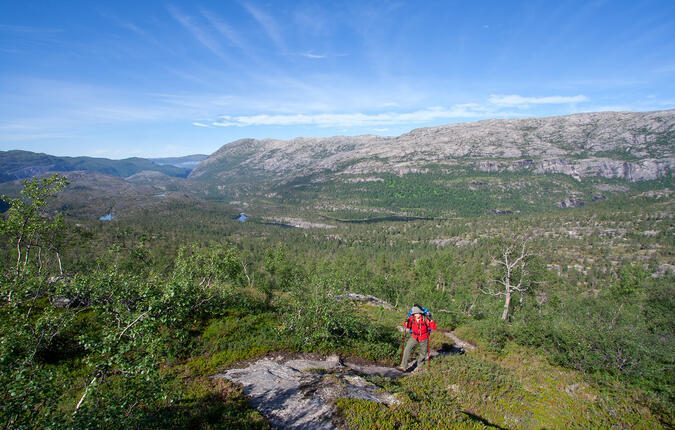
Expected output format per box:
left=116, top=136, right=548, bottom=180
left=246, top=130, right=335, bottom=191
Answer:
left=406, top=304, right=433, bottom=335
left=408, top=304, right=431, bottom=318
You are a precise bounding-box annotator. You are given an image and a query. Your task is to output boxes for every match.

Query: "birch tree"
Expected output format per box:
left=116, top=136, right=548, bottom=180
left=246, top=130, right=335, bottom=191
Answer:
left=0, top=174, right=68, bottom=278
left=481, top=241, right=531, bottom=320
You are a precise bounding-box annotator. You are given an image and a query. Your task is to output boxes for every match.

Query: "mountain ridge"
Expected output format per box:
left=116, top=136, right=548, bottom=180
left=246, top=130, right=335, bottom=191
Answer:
left=189, top=109, right=674, bottom=183
left=0, top=150, right=193, bottom=182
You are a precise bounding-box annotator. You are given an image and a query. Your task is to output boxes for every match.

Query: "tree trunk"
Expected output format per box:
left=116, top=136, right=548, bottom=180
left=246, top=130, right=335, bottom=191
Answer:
left=24, top=242, right=31, bottom=266
left=501, top=292, right=511, bottom=320
left=37, top=247, right=43, bottom=274
left=15, top=237, right=22, bottom=272
left=56, top=252, right=63, bottom=275
left=74, top=375, right=97, bottom=413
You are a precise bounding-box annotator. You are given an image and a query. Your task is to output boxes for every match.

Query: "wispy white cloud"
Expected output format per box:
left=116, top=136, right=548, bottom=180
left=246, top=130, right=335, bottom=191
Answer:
left=241, top=2, right=285, bottom=51
left=0, top=78, right=209, bottom=136
left=293, top=6, right=331, bottom=36
left=167, top=5, right=229, bottom=60
left=200, top=9, right=247, bottom=51
left=192, top=121, right=210, bottom=127
left=191, top=92, right=595, bottom=129
left=488, top=94, right=589, bottom=106
left=299, top=51, right=326, bottom=59
left=98, top=10, right=146, bottom=37
left=207, top=105, right=497, bottom=128
left=0, top=24, right=66, bottom=53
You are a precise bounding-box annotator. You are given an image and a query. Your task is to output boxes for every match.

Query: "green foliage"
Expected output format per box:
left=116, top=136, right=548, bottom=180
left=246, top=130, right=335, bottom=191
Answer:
left=260, top=243, right=303, bottom=306
left=1, top=167, right=673, bottom=427
left=281, top=275, right=363, bottom=351
left=173, top=243, right=244, bottom=287
left=336, top=397, right=479, bottom=430
left=339, top=350, right=663, bottom=429
left=187, top=312, right=286, bottom=375
left=272, top=170, right=611, bottom=218
left=476, top=318, right=511, bottom=353
left=500, top=282, right=674, bottom=427
left=612, top=263, right=648, bottom=298
left=157, top=378, right=269, bottom=429
left=0, top=178, right=256, bottom=427
left=0, top=174, right=68, bottom=275
left=337, top=355, right=518, bottom=429
left=0, top=176, right=76, bottom=428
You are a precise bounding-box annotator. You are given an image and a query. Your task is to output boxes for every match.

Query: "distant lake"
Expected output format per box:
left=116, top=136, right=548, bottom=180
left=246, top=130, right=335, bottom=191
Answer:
left=154, top=193, right=166, bottom=197
left=236, top=213, right=294, bottom=228
left=261, top=221, right=294, bottom=229
left=99, top=214, right=115, bottom=221
left=326, top=215, right=436, bottom=224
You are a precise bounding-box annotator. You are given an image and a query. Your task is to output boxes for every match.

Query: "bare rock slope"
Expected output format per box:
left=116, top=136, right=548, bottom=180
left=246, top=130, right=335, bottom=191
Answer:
left=216, top=344, right=468, bottom=429
left=190, top=110, right=674, bottom=183
left=214, top=354, right=401, bottom=430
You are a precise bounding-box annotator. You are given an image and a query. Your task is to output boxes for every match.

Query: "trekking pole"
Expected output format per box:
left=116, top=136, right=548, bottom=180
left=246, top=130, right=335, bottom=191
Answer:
left=399, top=322, right=407, bottom=366
left=427, top=332, right=430, bottom=364
left=425, top=315, right=431, bottom=367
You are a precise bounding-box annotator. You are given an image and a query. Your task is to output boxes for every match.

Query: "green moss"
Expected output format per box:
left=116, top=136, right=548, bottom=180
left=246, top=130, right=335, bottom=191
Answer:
left=155, top=377, right=270, bottom=429
left=338, top=346, right=665, bottom=429
left=335, top=396, right=484, bottom=430
left=185, top=312, right=288, bottom=375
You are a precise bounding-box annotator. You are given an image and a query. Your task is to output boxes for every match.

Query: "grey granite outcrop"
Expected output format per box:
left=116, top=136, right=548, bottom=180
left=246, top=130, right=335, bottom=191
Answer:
left=214, top=354, right=401, bottom=429
left=190, top=110, right=674, bottom=183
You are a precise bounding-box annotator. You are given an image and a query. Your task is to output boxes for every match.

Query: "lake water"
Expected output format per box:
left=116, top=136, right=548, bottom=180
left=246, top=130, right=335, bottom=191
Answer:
left=329, top=215, right=436, bottom=224
left=261, top=222, right=294, bottom=228
left=99, top=214, right=115, bottom=221
left=237, top=213, right=248, bottom=222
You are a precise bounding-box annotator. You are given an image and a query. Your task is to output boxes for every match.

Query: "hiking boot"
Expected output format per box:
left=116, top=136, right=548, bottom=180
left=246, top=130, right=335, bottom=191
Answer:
left=395, top=366, right=406, bottom=372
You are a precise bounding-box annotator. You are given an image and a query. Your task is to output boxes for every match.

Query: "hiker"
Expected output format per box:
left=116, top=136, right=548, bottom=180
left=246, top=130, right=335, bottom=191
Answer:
left=398, top=305, right=436, bottom=371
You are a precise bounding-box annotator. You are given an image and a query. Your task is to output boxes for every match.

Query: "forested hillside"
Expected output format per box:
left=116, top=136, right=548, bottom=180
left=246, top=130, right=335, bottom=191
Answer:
left=0, top=106, right=672, bottom=430
left=0, top=170, right=672, bottom=428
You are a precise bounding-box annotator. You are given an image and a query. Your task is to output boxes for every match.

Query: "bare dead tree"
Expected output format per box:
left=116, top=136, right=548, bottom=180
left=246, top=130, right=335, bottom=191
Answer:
left=435, top=273, right=446, bottom=292
left=462, top=285, right=480, bottom=316
left=481, top=241, right=530, bottom=320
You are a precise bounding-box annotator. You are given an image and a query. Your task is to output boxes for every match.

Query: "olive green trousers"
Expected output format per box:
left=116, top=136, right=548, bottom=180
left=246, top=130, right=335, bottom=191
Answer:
left=400, top=335, right=428, bottom=369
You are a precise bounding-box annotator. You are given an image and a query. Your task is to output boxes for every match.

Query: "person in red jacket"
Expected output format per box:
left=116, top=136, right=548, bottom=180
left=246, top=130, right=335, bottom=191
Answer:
left=398, top=305, right=437, bottom=371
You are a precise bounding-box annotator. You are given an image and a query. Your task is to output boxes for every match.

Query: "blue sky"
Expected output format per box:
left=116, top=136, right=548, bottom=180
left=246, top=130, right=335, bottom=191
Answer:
left=1, top=0, right=674, bottom=159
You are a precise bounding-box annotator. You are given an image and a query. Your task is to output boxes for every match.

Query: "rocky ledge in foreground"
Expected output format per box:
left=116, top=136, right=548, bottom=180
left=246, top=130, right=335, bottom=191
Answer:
left=213, top=354, right=401, bottom=430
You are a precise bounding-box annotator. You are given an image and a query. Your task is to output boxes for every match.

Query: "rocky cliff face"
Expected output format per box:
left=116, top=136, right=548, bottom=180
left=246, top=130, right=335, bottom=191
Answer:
left=189, top=110, right=675, bottom=183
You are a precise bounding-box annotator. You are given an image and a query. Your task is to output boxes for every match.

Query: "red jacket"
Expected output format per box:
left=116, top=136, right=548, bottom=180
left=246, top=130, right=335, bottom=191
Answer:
left=405, top=316, right=436, bottom=341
